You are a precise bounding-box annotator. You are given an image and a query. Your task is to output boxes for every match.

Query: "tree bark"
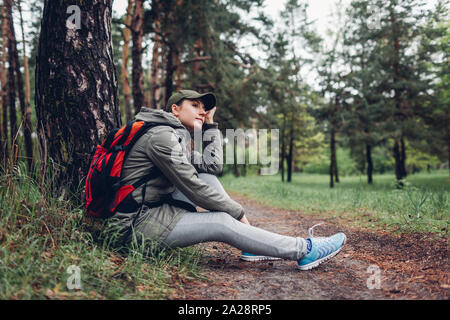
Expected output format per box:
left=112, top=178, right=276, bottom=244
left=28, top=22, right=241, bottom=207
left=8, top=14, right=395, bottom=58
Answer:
left=150, top=1, right=162, bottom=109
left=330, top=127, right=336, bottom=188
left=131, top=0, right=145, bottom=113
left=18, top=0, right=33, bottom=172
left=0, top=1, right=9, bottom=166
left=366, top=143, right=373, bottom=184
left=35, top=0, right=121, bottom=194
left=121, top=0, right=133, bottom=122
left=400, top=135, right=407, bottom=178
left=390, top=6, right=407, bottom=183
left=280, top=114, right=286, bottom=182
left=164, top=45, right=175, bottom=104
left=287, top=115, right=294, bottom=182
left=12, top=0, right=33, bottom=172
left=6, top=0, right=17, bottom=165
left=393, top=139, right=402, bottom=182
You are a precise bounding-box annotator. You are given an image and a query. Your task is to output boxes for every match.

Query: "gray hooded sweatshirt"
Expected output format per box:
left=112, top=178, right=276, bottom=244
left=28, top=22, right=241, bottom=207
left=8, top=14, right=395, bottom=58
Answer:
left=106, top=108, right=245, bottom=247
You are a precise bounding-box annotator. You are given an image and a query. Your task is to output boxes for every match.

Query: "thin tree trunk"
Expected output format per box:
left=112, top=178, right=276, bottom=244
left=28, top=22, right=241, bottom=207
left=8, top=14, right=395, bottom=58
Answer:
left=165, top=45, right=174, bottom=104
left=400, top=135, right=407, bottom=178
left=6, top=0, right=17, bottom=165
left=233, top=137, right=239, bottom=177
left=390, top=7, right=406, bottom=183
left=287, top=115, right=294, bottom=182
left=151, top=37, right=161, bottom=109
left=330, top=126, right=336, bottom=188
left=131, top=0, right=145, bottom=112
left=280, top=114, right=286, bottom=182
left=0, top=1, right=9, bottom=166
left=175, top=49, right=182, bottom=91
left=35, top=0, right=120, bottom=194
left=366, top=143, right=373, bottom=184
left=150, top=2, right=161, bottom=109
left=145, top=58, right=152, bottom=108
left=12, top=0, right=33, bottom=172
left=393, top=139, right=402, bottom=184
left=121, top=0, right=133, bottom=121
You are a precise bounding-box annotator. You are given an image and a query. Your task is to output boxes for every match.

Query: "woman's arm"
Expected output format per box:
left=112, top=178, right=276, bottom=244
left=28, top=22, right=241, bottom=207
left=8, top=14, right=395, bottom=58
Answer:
left=146, top=126, right=244, bottom=221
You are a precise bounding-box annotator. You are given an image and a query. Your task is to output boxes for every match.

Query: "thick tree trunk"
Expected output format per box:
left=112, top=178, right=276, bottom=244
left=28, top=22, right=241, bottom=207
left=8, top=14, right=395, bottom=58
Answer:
left=121, top=0, right=133, bottom=122
left=35, top=0, right=120, bottom=194
left=366, top=144, right=373, bottom=184
left=0, top=1, right=8, bottom=166
left=131, top=0, right=145, bottom=112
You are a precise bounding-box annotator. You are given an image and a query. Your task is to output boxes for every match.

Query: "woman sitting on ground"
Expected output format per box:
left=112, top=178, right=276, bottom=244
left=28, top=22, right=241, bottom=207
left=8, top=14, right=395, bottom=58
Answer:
left=107, top=89, right=346, bottom=270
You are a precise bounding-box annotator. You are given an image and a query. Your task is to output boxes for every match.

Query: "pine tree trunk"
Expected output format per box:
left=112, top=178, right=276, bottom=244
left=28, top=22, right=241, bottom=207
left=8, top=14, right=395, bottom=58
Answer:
left=145, top=61, right=152, bottom=108
left=150, top=1, right=161, bottom=109
left=287, top=117, right=294, bottom=183
left=334, top=157, right=339, bottom=183
left=393, top=139, right=402, bottom=183
left=366, top=143, right=373, bottom=184
left=6, top=0, right=17, bottom=164
left=10, top=1, right=33, bottom=172
left=121, top=0, right=133, bottom=121
left=35, top=0, right=120, bottom=194
left=390, top=7, right=406, bottom=183
left=233, top=138, right=239, bottom=177
left=280, top=114, right=286, bottom=182
left=330, top=127, right=336, bottom=188
left=131, top=0, right=144, bottom=112
left=175, top=48, right=182, bottom=91
left=0, top=1, right=8, bottom=166
left=165, top=45, right=174, bottom=104
left=400, top=135, right=407, bottom=178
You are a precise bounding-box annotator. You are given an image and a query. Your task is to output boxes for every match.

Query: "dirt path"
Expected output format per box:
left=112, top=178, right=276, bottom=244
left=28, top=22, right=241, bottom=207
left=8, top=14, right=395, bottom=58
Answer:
left=170, top=193, right=449, bottom=300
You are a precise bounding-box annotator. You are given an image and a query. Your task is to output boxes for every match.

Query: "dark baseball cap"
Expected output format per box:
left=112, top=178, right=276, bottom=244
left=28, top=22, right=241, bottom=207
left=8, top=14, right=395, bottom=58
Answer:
left=165, top=90, right=216, bottom=112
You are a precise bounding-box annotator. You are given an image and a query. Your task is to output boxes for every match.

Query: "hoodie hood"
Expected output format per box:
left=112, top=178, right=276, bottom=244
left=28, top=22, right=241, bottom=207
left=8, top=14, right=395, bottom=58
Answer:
left=135, top=107, right=185, bottom=129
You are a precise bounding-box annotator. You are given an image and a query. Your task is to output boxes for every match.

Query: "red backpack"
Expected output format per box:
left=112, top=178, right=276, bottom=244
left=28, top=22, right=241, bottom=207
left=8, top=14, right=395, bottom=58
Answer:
left=85, top=120, right=161, bottom=218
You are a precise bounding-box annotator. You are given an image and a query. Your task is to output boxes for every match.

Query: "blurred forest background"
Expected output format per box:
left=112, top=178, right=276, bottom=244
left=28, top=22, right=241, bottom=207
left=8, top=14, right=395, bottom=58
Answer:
left=0, top=0, right=448, bottom=193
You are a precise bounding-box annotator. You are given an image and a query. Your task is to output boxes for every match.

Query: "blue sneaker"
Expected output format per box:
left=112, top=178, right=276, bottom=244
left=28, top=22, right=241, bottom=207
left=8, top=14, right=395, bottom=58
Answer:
left=240, top=252, right=281, bottom=262
left=297, top=232, right=347, bottom=271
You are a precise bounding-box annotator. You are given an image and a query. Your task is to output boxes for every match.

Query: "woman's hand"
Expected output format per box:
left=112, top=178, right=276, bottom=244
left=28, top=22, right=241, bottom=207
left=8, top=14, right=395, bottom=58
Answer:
left=240, top=214, right=251, bottom=225
left=204, top=107, right=216, bottom=124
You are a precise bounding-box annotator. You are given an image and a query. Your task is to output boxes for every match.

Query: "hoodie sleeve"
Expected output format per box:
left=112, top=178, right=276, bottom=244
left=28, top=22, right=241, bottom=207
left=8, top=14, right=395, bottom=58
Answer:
left=144, top=126, right=244, bottom=220
left=190, top=123, right=223, bottom=175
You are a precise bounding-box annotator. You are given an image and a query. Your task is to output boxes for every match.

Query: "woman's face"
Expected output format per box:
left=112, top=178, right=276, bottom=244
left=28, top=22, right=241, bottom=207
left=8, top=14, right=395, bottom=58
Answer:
left=172, top=99, right=206, bottom=131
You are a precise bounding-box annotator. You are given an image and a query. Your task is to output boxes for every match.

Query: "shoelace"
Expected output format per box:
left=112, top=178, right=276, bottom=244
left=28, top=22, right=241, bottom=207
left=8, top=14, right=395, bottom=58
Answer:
left=308, top=222, right=325, bottom=238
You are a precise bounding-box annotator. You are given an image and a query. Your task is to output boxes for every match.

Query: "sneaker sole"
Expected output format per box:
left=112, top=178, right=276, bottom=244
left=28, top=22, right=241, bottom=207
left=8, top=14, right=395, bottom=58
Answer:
left=240, top=255, right=282, bottom=262
left=297, top=236, right=347, bottom=271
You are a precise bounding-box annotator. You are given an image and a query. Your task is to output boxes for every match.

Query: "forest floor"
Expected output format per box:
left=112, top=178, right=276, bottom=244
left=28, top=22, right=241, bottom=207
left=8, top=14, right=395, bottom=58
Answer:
left=168, top=193, right=449, bottom=300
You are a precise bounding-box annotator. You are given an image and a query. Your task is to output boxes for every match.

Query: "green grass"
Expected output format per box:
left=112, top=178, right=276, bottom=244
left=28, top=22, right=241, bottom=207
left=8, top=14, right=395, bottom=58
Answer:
left=0, top=163, right=205, bottom=299
left=219, top=171, right=450, bottom=236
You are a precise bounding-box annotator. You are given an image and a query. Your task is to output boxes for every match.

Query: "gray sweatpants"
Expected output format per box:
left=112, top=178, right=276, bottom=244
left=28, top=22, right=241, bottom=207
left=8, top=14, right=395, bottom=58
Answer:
left=164, top=173, right=307, bottom=261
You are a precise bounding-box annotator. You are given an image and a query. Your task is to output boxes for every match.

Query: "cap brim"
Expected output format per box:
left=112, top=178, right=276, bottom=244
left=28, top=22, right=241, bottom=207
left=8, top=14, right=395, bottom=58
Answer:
left=196, top=93, right=216, bottom=111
